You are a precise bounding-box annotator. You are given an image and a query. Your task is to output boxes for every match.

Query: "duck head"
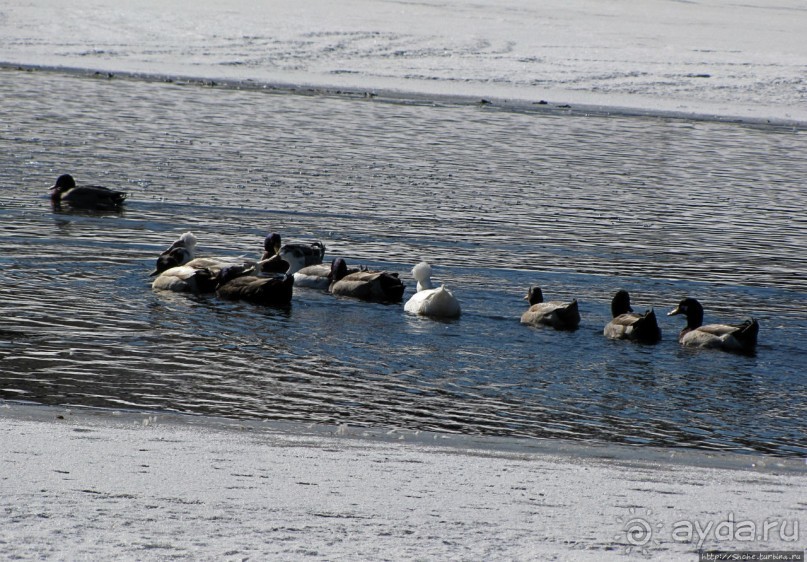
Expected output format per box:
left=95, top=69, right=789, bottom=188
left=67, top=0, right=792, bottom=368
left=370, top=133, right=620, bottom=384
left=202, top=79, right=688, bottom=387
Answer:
left=412, top=262, right=434, bottom=291
left=329, top=258, right=349, bottom=283
left=610, top=290, right=633, bottom=317
left=264, top=233, right=282, bottom=257
left=525, top=286, right=544, bottom=306
left=668, top=297, right=704, bottom=329
left=51, top=174, right=76, bottom=193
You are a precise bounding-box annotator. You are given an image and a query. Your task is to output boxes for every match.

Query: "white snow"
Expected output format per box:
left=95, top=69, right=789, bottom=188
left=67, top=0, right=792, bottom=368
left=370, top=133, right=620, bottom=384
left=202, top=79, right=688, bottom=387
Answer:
left=0, top=0, right=805, bottom=123
left=1, top=0, right=805, bottom=558
left=1, top=404, right=805, bottom=560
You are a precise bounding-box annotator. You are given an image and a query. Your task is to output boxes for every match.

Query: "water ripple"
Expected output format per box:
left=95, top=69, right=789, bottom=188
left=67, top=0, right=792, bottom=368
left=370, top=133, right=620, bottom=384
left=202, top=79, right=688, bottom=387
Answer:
left=1, top=69, right=806, bottom=457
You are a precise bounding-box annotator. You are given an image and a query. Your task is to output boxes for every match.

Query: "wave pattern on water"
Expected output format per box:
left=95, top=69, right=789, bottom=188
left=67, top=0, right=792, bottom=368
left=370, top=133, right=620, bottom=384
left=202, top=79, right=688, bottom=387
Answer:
left=1, top=69, right=806, bottom=457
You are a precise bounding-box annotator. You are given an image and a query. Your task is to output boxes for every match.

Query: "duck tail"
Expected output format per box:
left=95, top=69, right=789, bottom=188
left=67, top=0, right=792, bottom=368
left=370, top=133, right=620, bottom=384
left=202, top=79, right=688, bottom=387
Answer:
left=380, top=274, right=405, bottom=303
left=556, top=299, right=581, bottom=327
left=634, top=309, right=662, bottom=344
left=736, top=318, right=759, bottom=347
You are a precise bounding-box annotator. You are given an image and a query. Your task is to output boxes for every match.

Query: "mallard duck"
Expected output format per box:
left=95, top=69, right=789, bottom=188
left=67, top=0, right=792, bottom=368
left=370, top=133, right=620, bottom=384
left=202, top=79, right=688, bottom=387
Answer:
left=49, top=174, right=126, bottom=210
left=258, top=233, right=326, bottom=274
left=520, top=286, right=579, bottom=330
left=668, top=297, right=758, bottom=353
left=215, top=266, right=294, bottom=306
left=329, top=258, right=405, bottom=303
left=603, top=290, right=661, bottom=343
left=151, top=265, right=218, bottom=294
left=288, top=260, right=365, bottom=290
left=404, top=262, right=461, bottom=318
left=150, top=232, right=198, bottom=276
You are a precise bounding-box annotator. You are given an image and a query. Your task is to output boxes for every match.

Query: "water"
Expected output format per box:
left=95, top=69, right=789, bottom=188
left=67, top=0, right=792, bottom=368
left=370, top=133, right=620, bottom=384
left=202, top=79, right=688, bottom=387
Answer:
left=1, top=69, right=805, bottom=457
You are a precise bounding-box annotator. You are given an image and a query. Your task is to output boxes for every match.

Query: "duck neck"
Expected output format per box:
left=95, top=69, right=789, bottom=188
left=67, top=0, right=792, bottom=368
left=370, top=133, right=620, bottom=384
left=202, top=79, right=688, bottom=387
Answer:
left=417, top=278, right=434, bottom=292
left=686, top=309, right=703, bottom=330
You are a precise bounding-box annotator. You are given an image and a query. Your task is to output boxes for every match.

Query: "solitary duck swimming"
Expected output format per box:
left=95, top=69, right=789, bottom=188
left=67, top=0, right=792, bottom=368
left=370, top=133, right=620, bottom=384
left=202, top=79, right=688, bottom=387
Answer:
left=49, top=174, right=126, bottom=210
left=603, top=290, right=661, bottom=343
left=329, top=258, right=405, bottom=303
left=520, top=286, right=579, bottom=330
left=404, top=262, right=461, bottom=318
left=668, top=297, right=758, bottom=353
left=150, top=232, right=198, bottom=276
left=258, top=233, right=326, bottom=274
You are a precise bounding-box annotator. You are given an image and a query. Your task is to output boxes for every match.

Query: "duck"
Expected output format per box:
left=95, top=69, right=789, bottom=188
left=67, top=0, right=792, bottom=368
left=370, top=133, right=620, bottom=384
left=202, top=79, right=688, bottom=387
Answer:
left=150, top=232, right=198, bottom=276
left=329, top=258, right=405, bottom=303
left=520, top=286, right=579, bottom=330
left=290, top=260, right=365, bottom=290
left=404, top=262, right=461, bottom=318
left=151, top=265, right=218, bottom=294
left=603, top=290, right=661, bottom=343
left=668, top=297, right=758, bottom=353
left=215, top=266, right=294, bottom=306
left=257, top=233, right=326, bottom=274
left=49, top=174, right=126, bottom=210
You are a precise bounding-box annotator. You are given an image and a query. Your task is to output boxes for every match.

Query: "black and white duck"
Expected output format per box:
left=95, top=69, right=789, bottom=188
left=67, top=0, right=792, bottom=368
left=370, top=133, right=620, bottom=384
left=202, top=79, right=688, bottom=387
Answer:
left=150, top=232, right=198, bottom=276
left=257, top=233, right=326, bottom=274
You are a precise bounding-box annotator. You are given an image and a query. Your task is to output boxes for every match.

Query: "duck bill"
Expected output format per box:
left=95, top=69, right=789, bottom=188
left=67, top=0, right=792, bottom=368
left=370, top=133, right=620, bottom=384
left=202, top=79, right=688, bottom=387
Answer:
left=667, top=306, right=683, bottom=316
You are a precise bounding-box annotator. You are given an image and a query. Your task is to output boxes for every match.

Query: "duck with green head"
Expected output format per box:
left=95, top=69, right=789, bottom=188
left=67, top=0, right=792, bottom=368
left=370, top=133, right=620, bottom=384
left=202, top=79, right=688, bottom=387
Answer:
left=668, top=297, right=758, bottom=353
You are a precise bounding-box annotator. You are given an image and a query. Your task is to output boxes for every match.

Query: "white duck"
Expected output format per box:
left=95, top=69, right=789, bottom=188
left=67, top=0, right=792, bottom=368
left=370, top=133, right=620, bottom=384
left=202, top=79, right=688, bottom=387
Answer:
left=404, top=262, right=461, bottom=318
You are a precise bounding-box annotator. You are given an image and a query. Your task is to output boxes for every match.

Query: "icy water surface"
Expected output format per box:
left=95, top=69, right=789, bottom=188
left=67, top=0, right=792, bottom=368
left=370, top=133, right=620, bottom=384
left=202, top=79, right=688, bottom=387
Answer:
left=1, top=69, right=805, bottom=456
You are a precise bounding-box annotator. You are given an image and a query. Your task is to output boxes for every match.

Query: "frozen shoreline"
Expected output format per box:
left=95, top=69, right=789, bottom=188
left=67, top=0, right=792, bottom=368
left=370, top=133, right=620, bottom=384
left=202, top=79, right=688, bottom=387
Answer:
left=1, top=0, right=805, bottom=125
left=6, top=63, right=806, bottom=130
left=1, top=402, right=804, bottom=560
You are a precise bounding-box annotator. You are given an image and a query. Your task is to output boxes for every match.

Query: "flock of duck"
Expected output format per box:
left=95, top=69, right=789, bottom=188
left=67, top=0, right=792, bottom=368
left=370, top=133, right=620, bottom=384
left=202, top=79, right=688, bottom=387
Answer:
left=50, top=174, right=761, bottom=354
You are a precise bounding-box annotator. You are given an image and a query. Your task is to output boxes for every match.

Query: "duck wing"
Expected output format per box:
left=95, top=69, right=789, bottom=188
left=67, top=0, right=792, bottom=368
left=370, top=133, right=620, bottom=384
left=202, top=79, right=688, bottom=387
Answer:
left=217, top=274, right=293, bottom=305
left=604, top=309, right=660, bottom=343
left=405, top=286, right=461, bottom=318
left=152, top=266, right=215, bottom=293
left=293, top=263, right=332, bottom=289
left=281, top=242, right=326, bottom=267
left=332, top=271, right=404, bottom=302
left=62, top=185, right=126, bottom=209
left=686, top=319, right=758, bottom=351
left=521, top=300, right=579, bottom=329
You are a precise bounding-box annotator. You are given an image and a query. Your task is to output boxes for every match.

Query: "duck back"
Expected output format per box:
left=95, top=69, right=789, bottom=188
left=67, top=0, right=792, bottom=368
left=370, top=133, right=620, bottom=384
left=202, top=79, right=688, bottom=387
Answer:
left=680, top=318, right=758, bottom=352
left=521, top=299, right=579, bottom=330
left=331, top=271, right=405, bottom=303
left=604, top=309, right=661, bottom=343
left=405, top=285, right=461, bottom=318
left=217, top=274, right=294, bottom=306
